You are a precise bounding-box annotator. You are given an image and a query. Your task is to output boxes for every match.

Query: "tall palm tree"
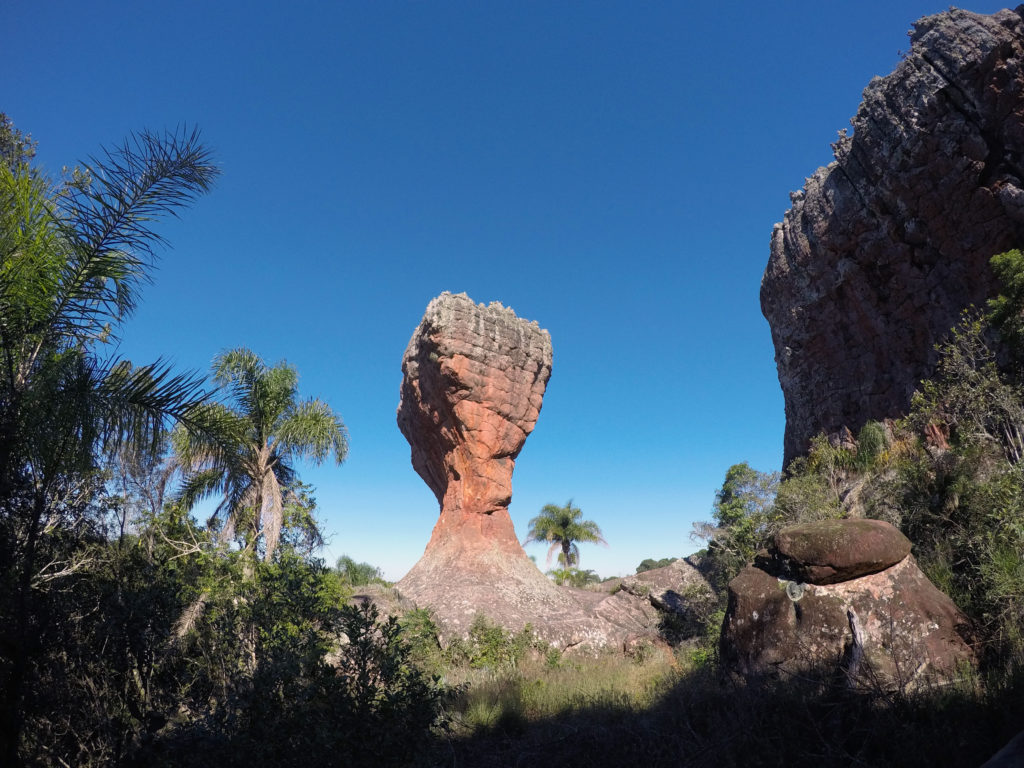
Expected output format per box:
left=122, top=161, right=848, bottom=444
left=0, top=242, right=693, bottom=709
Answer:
left=523, top=499, right=606, bottom=569
left=173, top=348, right=348, bottom=561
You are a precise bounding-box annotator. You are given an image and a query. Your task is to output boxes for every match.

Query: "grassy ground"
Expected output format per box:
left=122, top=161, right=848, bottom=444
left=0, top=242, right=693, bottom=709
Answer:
left=423, top=643, right=1024, bottom=768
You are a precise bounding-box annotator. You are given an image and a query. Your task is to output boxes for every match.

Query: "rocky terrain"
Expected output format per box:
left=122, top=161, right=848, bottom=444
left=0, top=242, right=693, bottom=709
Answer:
left=721, top=519, right=975, bottom=689
left=395, top=292, right=708, bottom=650
left=762, top=7, right=1024, bottom=465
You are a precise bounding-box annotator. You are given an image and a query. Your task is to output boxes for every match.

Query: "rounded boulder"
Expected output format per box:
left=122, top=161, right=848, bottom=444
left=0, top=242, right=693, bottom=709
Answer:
left=773, top=519, right=911, bottom=585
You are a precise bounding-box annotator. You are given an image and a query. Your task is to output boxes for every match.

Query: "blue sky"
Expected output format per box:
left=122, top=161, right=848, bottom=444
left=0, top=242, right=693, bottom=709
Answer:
left=3, top=1, right=1007, bottom=579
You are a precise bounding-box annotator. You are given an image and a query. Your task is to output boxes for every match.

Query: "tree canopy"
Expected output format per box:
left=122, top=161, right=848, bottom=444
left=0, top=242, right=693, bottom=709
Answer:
left=523, top=499, right=606, bottom=569
left=173, top=347, right=348, bottom=561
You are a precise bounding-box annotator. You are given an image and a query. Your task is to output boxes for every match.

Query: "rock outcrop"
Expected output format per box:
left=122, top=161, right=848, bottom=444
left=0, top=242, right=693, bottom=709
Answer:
left=721, top=520, right=975, bottom=689
left=762, top=7, right=1024, bottom=465
left=397, top=291, right=553, bottom=566
left=396, top=294, right=713, bottom=650
left=766, top=518, right=912, bottom=585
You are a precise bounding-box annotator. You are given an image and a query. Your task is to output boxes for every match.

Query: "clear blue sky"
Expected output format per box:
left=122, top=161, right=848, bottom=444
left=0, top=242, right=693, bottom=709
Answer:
left=3, top=1, right=1007, bottom=579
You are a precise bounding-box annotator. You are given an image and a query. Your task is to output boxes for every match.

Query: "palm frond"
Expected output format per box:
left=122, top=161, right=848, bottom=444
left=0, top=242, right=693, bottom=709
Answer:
left=277, top=398, right=348, bottom=465
left=51, top=127, right=218, bottom=343
left=172, top=401, right=249, bottom=468
left=177, top=467, right=228, bottom=513
left=546, top=541, right=561, bottom=565
left=96, top=358, right=210, bottom=456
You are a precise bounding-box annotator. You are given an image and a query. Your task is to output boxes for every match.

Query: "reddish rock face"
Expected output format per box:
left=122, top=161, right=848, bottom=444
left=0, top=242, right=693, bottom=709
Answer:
left=762, top=7, right=1024, bottom=465
left=396, top=291, right=552, bottom=563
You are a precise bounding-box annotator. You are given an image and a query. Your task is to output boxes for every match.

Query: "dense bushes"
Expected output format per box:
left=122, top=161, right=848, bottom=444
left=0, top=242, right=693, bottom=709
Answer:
left=4, top=504, right=450, bottom=767
left=0, top=120, right=448, bottom=766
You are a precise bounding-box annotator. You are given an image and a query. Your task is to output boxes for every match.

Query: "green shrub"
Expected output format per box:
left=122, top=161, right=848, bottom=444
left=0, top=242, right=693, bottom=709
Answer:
left=855, top=420, right=889, bottom=470
left=636, top=557, right=675, bottom=573
left=547, top=566, right=602, bottom=587
left=445, top=615, right=540, bottom=671
left=335, top=554, right=386, bottom=586
left=399, top=607, right=445, bottom=675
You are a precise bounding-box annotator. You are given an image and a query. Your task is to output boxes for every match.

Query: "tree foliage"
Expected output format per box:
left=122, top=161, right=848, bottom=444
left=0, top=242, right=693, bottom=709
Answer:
left=0, top=119, right=448, bottom=767
left=888, top=294, right=1024, bottom=661
left=0, top=112, right=36, bottom=169
left=523, top=499, right=606, bottom=569
left=691, top=463, right=779, bottom=589
left=990, top=248, right=1024, bottom=368
left=636, top=557, right=675, bottom=573
left=547, top=566, right=602, bottom=587
left=0, top=122, right=218, bottom=763
left=336, top=554, right=385, bottom=586
left=173, top=347, right=348, bottom=561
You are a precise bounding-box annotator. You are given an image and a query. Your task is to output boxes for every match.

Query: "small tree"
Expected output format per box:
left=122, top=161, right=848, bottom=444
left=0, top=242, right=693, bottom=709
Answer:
left=523, top=499, right=606, bottom=569
left=692, top=463, right=779, bottom=589
left=173, top=348, right=348, bottom=561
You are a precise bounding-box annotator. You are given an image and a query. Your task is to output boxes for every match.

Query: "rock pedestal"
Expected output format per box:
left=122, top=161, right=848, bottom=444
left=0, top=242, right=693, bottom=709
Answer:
left=762, top=7, right=1024, bottom=465
left=395, top=293, right=710, bottom=650
left=722, top=519, right=975, bottom=689
left=396, top=291, right=552, bottom=571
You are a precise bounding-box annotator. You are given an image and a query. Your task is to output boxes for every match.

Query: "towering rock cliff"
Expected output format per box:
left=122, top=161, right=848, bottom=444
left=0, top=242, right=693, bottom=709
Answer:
left=762, top=7, right=1024, bottom=465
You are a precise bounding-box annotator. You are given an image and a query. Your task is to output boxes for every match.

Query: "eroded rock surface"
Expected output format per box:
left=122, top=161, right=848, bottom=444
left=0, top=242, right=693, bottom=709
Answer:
left=765, top=519, right=912, bottom=585
left=396, top=293, right=705, bottom=650
left=762, top=7, right=1024, bottom=465
left=722, top=520, right=974, bottom=689
left=397, top=291, right=552, bottom=567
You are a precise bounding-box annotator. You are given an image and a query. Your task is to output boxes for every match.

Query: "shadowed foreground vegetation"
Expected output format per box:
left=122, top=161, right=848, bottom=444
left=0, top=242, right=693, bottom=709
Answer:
left=429, top=653, right=1023, bottom=767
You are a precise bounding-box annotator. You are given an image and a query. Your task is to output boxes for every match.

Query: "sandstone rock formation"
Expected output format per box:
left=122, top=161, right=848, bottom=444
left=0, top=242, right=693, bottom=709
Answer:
left=721, top=519, right=975, bottom=689
left=762, top=7, right=1024, bottom=465
left=397, top=291, right=553, bottom=568
left=395, top=293, right=711, bottom=650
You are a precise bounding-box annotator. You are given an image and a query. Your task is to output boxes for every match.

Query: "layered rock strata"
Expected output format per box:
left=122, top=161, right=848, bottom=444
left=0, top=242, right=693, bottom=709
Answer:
left=721, top=519, right=975, bottom=689
left=762, top=7, right=1024, bottom=465
left=397, top=293, right=701, bottom=650
left=397, top=291, right=553, bottom=566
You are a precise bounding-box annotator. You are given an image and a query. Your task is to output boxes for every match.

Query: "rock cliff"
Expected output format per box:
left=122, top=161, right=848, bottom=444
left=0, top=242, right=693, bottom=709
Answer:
left=395, top=293, right=710, bottom=650
left=762, top=6, right=1024, bottom=465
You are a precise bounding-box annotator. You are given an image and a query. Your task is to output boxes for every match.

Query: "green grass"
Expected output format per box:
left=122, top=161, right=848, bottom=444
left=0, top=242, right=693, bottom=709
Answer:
left=419, top=639, right=1024, bottom=768
left=446, top=648, right=679, bottom=734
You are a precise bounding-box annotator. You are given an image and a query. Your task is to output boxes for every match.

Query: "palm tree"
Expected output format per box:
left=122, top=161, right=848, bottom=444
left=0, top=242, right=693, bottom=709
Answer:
left=0, top=127, right=218, bottom=494
left=173, top=348, right=348, bottom=561
left=523, top=499, right=606, bottom=569
left=0, top=124, right=217, bottom=762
